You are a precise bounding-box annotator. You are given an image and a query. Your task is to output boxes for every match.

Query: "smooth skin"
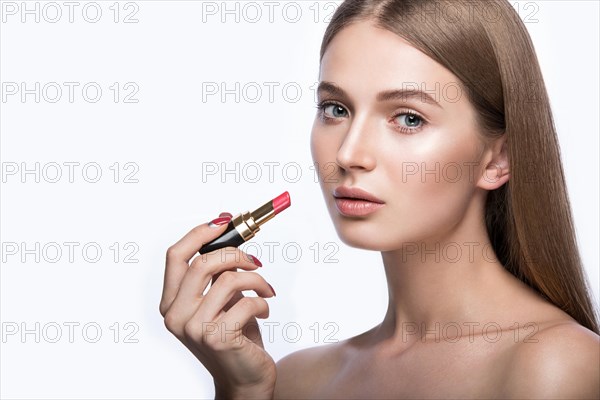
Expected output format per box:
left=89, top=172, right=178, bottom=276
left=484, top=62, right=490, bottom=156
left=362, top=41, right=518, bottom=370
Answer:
left=160, top=212, right=277, bottom=399
left=274, top=20, right=600, bottom=399
left=161, top=19, right=600, bottom=400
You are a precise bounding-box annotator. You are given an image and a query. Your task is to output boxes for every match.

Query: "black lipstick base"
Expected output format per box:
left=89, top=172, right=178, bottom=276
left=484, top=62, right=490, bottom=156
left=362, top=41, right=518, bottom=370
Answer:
left=199, top=221, right=245, bottom=254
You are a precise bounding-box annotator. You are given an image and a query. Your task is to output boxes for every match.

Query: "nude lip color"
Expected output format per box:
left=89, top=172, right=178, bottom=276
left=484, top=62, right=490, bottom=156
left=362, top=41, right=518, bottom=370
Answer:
left=199, top=192, right=291, bottom=255
left=333, top=186, right=385, bottom=217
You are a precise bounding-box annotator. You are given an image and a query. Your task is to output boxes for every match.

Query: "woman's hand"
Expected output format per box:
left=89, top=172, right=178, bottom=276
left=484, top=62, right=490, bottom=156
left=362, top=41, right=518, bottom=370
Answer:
left=160, top=212, right=277, bottom=399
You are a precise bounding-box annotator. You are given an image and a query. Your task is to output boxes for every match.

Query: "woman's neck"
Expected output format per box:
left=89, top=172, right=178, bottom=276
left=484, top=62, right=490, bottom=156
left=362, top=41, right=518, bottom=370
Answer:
left=374, top=195, right=523, bottom=347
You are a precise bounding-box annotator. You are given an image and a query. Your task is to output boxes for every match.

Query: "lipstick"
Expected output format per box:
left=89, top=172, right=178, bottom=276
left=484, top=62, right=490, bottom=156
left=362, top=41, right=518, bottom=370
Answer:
left=199, top=191, right=291, bottom=255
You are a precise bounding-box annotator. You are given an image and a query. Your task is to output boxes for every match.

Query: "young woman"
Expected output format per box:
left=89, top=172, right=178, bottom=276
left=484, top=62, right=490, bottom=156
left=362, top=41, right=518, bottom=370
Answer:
left=160, top=0, right=600, bottom=398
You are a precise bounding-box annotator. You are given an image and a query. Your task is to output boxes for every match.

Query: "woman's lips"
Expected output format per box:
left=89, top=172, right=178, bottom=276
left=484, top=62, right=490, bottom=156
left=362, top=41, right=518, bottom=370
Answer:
left=334, top=198, right=385, bottom=216
left=333, top=186, right=384, bottom=203
left=332, top=186, right=385, bottom=217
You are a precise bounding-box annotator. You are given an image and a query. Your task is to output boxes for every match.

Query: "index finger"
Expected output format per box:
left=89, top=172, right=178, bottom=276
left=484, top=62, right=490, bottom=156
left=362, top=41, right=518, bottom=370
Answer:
left=160, top=214, right=232, bottom=315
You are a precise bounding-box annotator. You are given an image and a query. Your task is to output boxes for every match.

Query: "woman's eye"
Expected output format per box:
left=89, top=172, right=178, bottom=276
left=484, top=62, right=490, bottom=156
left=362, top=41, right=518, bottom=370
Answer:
left=322, top=103, right=348, bottom=118
left=396, top=113, right=423, bottom=128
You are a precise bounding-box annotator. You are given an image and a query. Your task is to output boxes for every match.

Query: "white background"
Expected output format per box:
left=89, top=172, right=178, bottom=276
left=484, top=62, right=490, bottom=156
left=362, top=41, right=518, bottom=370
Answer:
left=1, top=1, right=598, bottom=399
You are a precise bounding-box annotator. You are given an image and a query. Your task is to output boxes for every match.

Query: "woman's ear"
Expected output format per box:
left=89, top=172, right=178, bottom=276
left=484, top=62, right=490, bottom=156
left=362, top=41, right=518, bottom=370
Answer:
left=478, top=135, right=510, bottom=190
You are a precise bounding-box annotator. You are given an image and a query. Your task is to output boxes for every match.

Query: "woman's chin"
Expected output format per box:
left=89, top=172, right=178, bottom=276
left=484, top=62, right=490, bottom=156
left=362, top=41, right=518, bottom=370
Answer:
left=335, top=230, right=394, bottom=251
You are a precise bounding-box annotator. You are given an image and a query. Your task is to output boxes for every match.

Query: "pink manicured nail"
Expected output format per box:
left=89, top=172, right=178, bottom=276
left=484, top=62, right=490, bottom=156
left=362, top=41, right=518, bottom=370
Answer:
left=208, top=216, right=231, bottom=228
left=219, top=212, right=233, bottom=218
left=250, top=255, right=262, bottom=267
left=267, top=283, right=276, bottom=297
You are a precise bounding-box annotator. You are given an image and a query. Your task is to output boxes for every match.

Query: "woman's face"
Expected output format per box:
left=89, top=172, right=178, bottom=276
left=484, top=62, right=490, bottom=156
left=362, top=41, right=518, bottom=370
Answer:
left=311, top=20, right=498, bottom=251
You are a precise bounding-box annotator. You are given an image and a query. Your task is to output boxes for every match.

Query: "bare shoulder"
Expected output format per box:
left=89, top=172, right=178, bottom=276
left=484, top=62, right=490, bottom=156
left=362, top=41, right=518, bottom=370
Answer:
left=503, top=320, right=600, bottom=399
left=273, top=341, right=346, bottom=399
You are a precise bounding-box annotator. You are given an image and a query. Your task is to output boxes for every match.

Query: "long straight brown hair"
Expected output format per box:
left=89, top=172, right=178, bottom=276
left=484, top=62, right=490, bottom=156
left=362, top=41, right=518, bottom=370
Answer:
left=320, top=0, right=599, bottom=335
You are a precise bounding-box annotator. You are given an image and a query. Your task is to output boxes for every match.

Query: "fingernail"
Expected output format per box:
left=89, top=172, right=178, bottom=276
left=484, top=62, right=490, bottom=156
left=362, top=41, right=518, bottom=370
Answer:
left=219, top=212, right=233, bottom=218
left=250, top=255, right=262, bottom=267
left=268, top=283, right=276, bottom=297
left=208, top=216, right=231, bottom=228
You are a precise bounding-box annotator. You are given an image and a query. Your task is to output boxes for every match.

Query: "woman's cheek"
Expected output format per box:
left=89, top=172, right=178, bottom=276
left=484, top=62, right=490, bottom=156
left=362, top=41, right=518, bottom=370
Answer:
left=310, top=135, right=339, bottom=214
left=383, top=143, right=476, bottom=239
left=311, top=131, right=343, bottom=181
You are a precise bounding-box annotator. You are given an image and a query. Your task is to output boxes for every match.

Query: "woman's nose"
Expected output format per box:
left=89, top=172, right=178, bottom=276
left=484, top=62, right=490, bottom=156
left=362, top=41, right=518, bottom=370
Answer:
left=335, top=118, right=377, bottom=172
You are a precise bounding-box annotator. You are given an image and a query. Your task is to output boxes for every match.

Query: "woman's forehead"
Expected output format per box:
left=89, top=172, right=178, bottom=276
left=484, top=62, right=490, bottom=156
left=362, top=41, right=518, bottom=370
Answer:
left=319, top=20, right=460, bottom=97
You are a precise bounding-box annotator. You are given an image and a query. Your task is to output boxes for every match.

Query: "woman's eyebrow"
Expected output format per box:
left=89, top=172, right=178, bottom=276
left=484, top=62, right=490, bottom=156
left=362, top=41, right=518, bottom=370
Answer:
left=317, top=81, right=443, bottom=109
